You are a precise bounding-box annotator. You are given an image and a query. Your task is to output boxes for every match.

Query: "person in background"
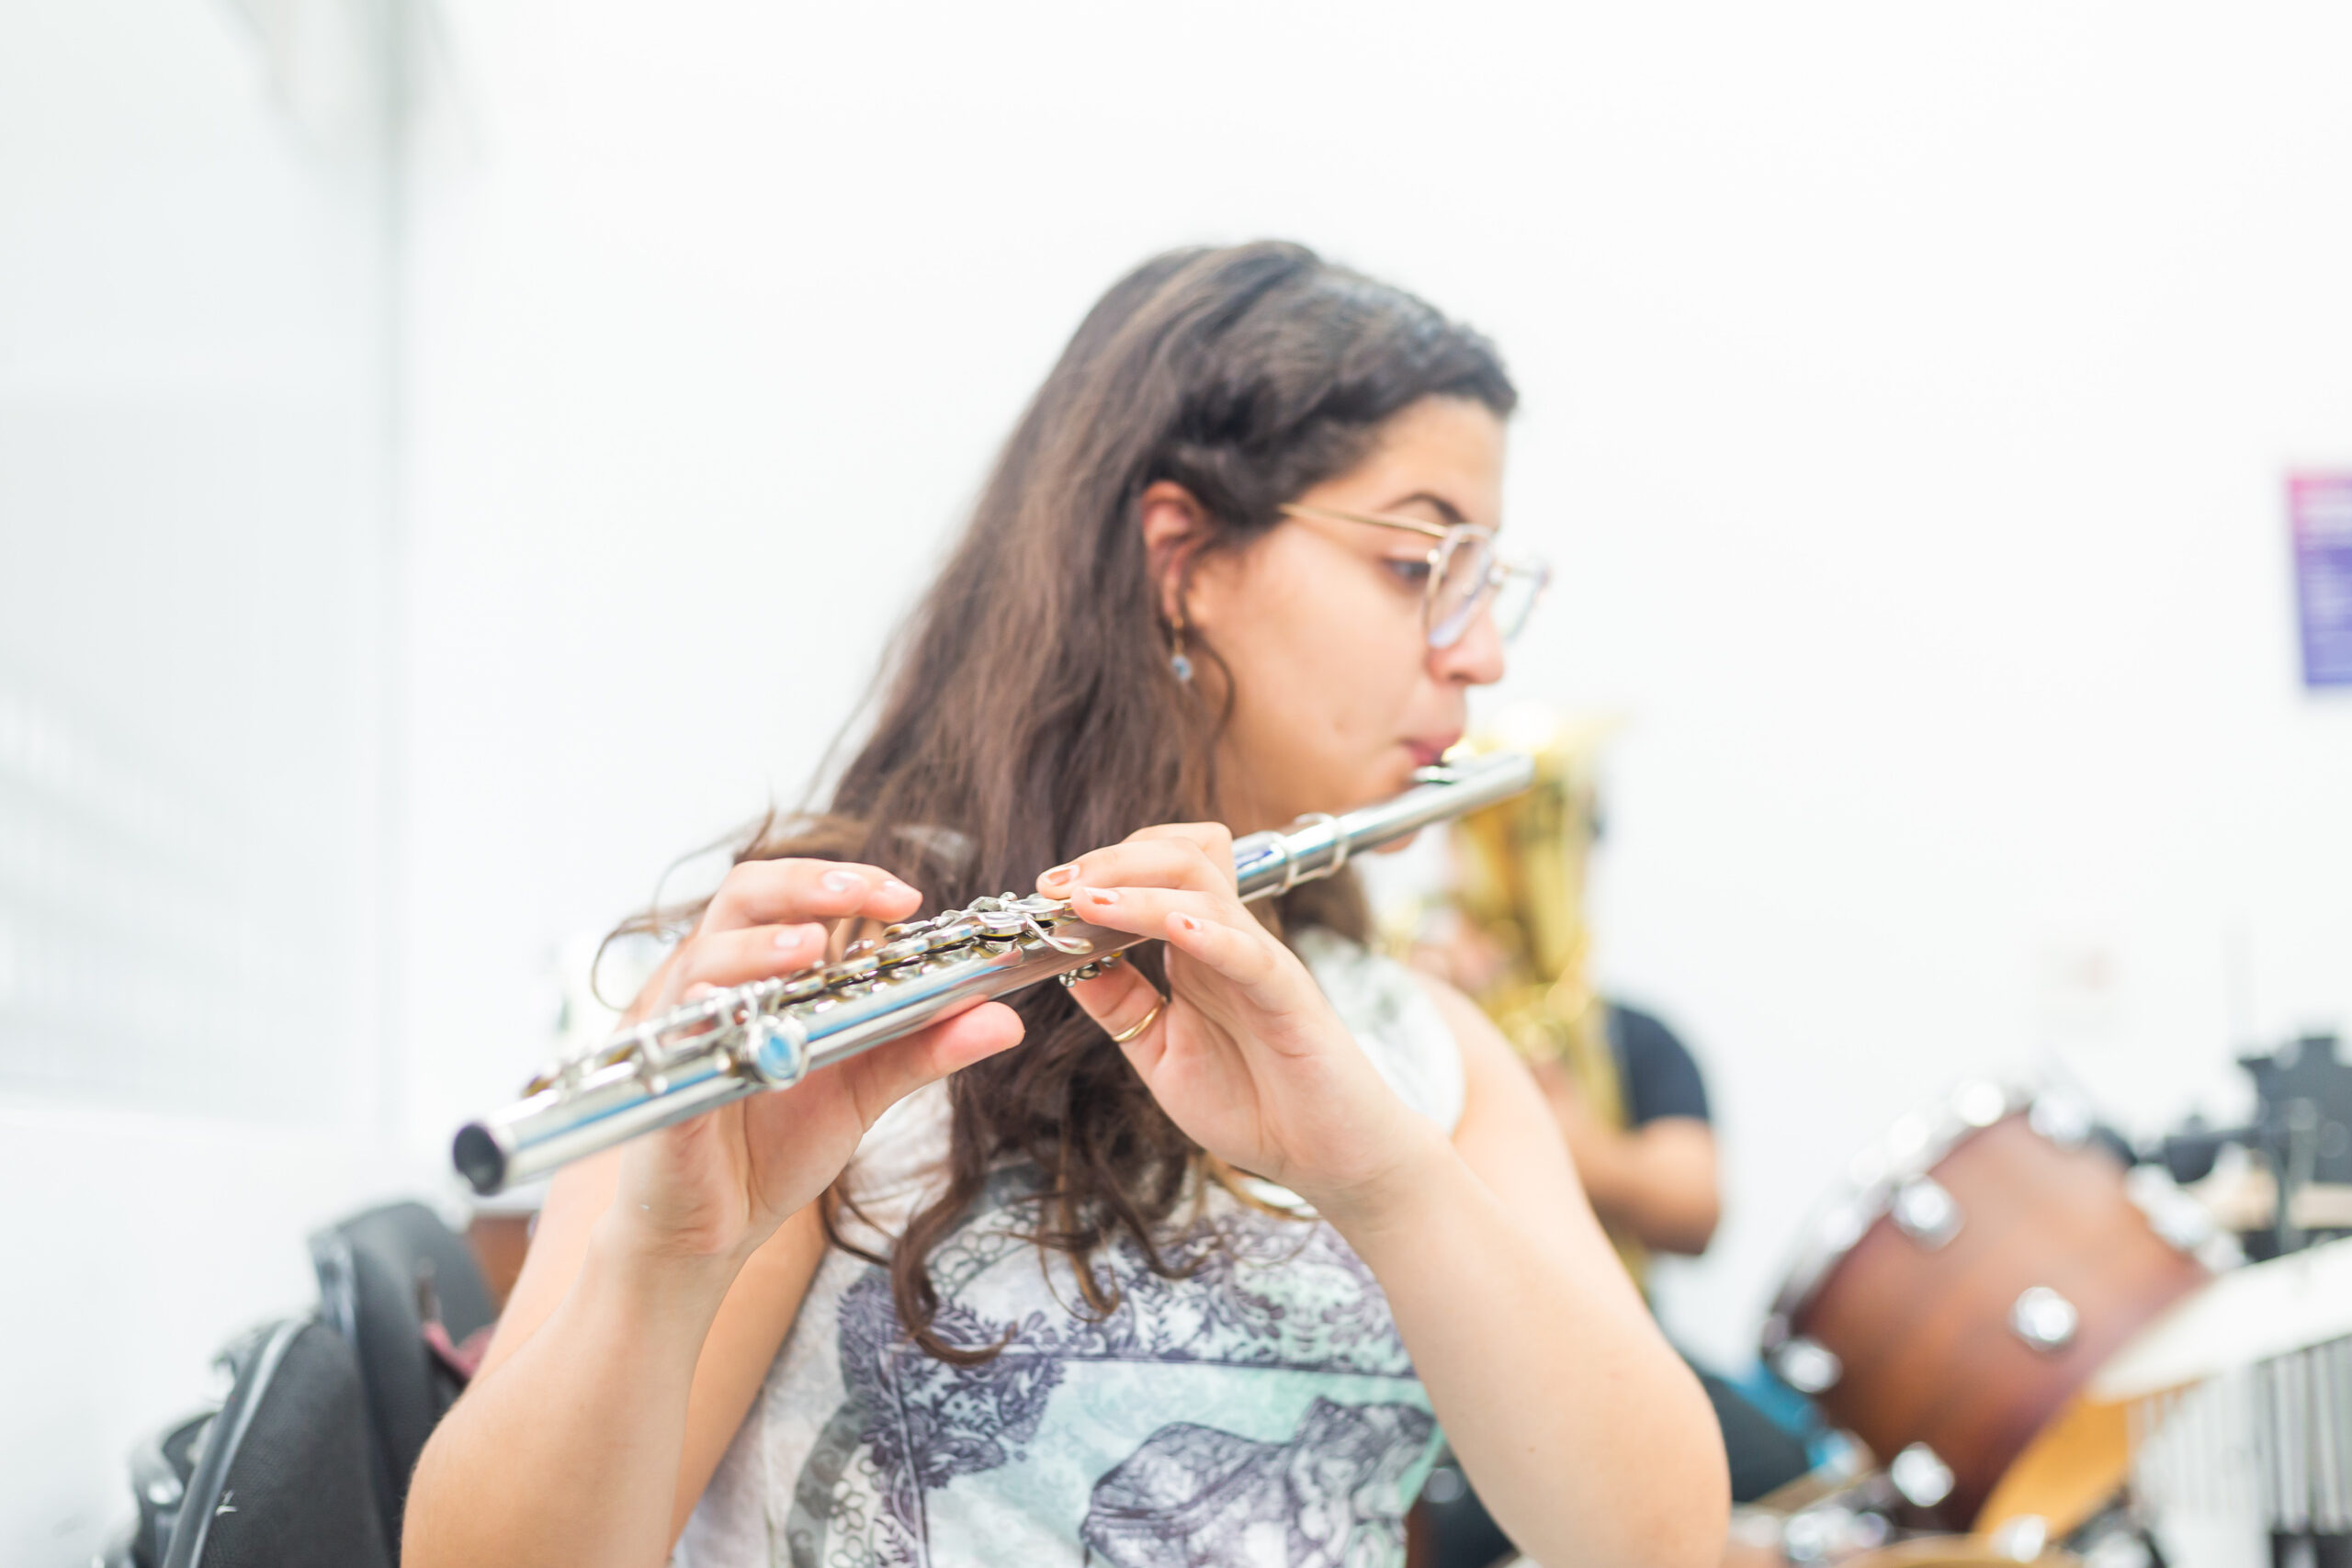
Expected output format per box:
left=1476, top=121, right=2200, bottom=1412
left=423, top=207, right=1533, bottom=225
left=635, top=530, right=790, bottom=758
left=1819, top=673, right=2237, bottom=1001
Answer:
left=1419, top=734, right=1727, bottom=1283
left=1407, top=745, right=1809, bottom=1567
left=1541, top=998, right=1721, bottom=1261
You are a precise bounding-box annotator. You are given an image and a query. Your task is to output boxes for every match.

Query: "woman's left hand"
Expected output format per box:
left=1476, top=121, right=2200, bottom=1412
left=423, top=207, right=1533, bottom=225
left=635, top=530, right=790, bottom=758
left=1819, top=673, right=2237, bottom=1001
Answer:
left=1038, top=826, right=1442, bottom=1214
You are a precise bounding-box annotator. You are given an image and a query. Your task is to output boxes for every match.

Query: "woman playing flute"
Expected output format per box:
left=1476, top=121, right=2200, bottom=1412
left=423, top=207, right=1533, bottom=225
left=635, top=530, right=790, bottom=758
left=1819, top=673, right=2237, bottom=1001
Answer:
left=406, top=241, right=1727, bottom=1568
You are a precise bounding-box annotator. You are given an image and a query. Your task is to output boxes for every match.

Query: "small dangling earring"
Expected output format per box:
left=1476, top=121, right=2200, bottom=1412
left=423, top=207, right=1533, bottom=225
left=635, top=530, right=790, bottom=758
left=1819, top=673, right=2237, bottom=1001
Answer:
left=1168, top=607, right=1194, bottom=684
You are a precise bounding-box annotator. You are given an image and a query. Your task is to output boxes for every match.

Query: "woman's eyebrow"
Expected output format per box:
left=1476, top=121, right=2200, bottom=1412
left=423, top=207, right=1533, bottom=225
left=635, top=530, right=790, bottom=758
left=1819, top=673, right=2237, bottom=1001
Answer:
left=1379, top=490, right=1468, bottom=526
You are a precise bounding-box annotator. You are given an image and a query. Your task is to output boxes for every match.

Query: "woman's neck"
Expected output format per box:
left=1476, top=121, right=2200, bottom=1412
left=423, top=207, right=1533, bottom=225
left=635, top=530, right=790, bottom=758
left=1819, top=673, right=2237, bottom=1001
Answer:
left=1205, top=773, right=1291, bottom=842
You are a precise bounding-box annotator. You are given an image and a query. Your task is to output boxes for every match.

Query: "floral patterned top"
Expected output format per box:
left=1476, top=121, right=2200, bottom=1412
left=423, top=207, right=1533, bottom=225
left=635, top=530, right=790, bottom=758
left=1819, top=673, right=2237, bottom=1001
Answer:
left=676, top=928, right=1465, bottom=1568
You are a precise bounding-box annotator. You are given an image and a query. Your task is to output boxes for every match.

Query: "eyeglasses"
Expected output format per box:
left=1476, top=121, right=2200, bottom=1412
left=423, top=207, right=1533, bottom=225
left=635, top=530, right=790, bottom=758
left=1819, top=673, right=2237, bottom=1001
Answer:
left=1277, top=502, right=1551, bottom=649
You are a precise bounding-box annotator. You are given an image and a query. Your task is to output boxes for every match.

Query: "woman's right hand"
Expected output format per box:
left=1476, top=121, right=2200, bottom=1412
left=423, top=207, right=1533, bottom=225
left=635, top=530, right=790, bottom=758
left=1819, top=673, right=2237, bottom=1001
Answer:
left=601, top=860, right=1024, bottom=1269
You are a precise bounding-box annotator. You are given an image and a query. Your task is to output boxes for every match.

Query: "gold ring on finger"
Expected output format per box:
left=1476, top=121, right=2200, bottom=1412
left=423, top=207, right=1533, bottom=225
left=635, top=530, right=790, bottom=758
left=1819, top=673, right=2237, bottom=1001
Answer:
left=1107, top=997, right=1166, bottom=1045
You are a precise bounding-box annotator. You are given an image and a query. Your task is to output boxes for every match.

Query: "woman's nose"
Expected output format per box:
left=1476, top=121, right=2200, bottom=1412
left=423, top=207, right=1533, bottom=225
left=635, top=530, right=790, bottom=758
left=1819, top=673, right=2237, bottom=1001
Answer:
left=1430, top=603, right=1508, bottom=686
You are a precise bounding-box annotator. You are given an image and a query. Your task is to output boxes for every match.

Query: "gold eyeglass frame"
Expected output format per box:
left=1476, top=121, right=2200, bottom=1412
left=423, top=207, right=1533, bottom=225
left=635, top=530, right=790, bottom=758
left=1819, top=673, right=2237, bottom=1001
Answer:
left=1276, top=502, right=1551, bottom=648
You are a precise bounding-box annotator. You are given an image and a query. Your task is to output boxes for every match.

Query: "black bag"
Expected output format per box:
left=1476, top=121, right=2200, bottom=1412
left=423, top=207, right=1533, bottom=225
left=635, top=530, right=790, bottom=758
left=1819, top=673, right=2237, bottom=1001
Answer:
left=309, top=1200, right=496, bottom=1549
left=119, top=1408, right=215, bottom=1566
left=103, top=1199, right=501, bottom=1563
left=159, top=1317, right=390, bottom=1568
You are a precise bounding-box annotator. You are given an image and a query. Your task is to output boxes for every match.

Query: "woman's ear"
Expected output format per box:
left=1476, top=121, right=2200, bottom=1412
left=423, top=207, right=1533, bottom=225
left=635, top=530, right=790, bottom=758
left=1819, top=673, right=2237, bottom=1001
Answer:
left=1136, top=479, right=1211, bottom=626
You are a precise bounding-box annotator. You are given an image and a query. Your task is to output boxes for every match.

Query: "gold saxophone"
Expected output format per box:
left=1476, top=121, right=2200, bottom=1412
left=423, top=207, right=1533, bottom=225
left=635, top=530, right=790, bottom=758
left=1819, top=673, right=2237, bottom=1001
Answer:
left=1444, top=711, right=1646, bottom=1281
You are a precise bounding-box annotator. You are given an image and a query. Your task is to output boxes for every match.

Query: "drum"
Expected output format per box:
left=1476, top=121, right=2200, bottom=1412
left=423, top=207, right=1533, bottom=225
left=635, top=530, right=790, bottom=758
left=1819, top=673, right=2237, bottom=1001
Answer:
left=1622, top=1545, right=2077, bottom=1568
left=1841, top=1540, right=2081, bottom=1568
left=1761, top=1082, right=2212, bottom=1529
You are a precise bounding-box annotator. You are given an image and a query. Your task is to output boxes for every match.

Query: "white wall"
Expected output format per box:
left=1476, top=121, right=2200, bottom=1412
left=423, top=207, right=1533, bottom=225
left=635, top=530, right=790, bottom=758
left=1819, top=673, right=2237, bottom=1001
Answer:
left=0, top=1, right=401, bottom=1558
left=14, top=11, right=2345, bottom=1550
left=401, top=1, right=2352, bottom=1372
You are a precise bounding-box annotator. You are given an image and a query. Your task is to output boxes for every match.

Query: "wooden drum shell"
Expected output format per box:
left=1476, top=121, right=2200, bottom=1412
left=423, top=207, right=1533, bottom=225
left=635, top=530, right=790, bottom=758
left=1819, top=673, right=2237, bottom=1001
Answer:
left=1772, top=1106, right=2208, bottom=1528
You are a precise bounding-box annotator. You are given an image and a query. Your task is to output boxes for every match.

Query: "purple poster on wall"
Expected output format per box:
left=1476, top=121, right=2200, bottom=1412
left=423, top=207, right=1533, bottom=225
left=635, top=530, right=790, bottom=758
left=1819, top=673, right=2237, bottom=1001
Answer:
left=2290, top=473, right=2352, bottom=689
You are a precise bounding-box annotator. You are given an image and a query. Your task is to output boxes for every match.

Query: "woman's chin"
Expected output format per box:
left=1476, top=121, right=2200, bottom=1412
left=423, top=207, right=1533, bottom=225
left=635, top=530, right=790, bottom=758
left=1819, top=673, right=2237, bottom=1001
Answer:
left=1256, top=758, right=1417, bottom=825
left=1358, top=758, right=1424, bottom=808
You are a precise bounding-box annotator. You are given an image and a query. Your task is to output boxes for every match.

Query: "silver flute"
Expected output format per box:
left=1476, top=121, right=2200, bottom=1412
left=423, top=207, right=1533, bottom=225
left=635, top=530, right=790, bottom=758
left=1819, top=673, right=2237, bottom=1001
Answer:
left=454, top=750, right=1533, bottom=1194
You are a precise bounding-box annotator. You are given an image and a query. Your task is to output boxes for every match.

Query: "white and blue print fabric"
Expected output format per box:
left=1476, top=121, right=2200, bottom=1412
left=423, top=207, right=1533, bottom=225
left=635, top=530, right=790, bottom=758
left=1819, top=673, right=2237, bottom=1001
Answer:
left=677, top=929, right=1464, bottom=1568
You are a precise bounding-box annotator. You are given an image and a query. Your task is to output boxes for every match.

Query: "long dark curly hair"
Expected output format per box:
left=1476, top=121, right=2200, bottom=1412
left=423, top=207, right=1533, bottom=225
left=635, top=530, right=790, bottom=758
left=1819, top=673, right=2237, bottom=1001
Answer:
left=637, top=241, right=1513, bottom=1359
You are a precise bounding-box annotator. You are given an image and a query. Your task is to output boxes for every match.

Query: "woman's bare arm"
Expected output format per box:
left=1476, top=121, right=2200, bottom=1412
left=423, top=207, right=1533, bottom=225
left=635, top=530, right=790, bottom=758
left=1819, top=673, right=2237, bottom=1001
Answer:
left=401, top=1179, right=802, bottom=1568
left=1043, top=830, right=1728, bottom=1568
left=435, top=1150, right=829, bottom=1547
left=401, top=861, right=1024, bottom=1568
left=1331, top=978, right=1729, bottom=1568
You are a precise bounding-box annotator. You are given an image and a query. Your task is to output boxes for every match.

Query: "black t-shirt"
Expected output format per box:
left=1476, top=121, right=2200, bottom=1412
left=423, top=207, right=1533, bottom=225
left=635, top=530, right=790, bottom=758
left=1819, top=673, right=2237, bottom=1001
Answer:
left=1604, top=1001, right=1711, bottom=1128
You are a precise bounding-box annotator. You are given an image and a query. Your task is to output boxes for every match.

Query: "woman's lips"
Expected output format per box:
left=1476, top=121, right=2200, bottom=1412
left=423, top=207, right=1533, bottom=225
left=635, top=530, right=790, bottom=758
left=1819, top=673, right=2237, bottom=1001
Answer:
left=1403, top=736, right=1461, bottom=769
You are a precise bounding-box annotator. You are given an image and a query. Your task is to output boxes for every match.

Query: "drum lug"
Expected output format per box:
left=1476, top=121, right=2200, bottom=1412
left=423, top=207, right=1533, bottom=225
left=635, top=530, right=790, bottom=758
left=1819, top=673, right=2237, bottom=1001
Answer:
left=1889, top=1441, right=1956, bottom=1508
left=2029, top=1092, right=2094, bottom=1149
left=1954, top=1078, right=2011, bottom=1129
left=2009, top=1284, right=2079, bottom=1352
left=1987, top=1514, right=2051, bottom=1562
left=2124, top=1164, right=2217, bottom=1254
left=1770, top=1335, right=1843, bottom=1395
left=1891, top=1176, right=1963, bottom=1248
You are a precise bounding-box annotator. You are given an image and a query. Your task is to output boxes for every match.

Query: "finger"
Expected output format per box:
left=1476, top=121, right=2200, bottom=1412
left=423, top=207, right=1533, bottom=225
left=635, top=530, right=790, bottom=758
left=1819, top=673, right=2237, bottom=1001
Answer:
left=1061, top=963, right=1171, bottom=1076
left=1069, top=884, right=1284, bottom=991
left=1125, top=820, right=1235, bottom=859
left=1156, top=903, right=1284, bottom=992
left=833, top=1000, right=1026, bottom=1127
left=1065, top=881, right=1235, bottom=941
left=669, top=921, right=829, bottom=995
left=1037, top=836, right=1231, bottom=900
left=701, top=860, right=921, bottom=936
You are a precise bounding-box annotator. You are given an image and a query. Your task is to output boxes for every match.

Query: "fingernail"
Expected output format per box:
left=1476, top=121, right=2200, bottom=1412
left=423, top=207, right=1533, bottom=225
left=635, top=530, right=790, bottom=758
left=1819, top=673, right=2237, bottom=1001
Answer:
left=1080, top=886, right=1118, bottom=906
left=822, top=869, right=861, bottom=893
left=1039, top=863, right=1080, bottom=887
left=881, top=877, right=913, bottom=898
left=1169, top=911, right=1198, bottom=934
left=776, top=924, right=820, bottom=953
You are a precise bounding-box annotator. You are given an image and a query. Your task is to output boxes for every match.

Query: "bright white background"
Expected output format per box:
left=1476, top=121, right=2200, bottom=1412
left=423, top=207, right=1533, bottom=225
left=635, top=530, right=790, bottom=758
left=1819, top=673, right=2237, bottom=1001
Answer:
left=2, top=0, right=401, bottom=1558
left=6, top=0, right=2352, bottom=1557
